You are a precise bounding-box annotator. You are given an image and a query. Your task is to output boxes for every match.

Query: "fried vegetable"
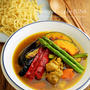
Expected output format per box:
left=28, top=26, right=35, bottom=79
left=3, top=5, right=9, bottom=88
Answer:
left=73, top=53, right=88, bottom=58
left=42, top=36, right=84, bottom=71
left=25, top=47, right=44, bottom=80
left=54, top=40, right=79, bottom=56
left=56, top=58, right=62, bottom=66
left=26, top=48, right=39, bottom=59
left=45, top=32, right=72, bottom=42
left=18, top=40, right=40, bottom=66
left=46, top=73, right=59, bottom=85
left=76, top=58, right=82, bottom=62
left=35, top=49, right=49, bottom=80
left=46, top=62, right=59, bottom=72
left=46, top=57, right=63, bottom=72
left=46, top=69, right=63, bottom=85
left=38, top=38, right=83, bottom=73
left=46, top=57, right=63, bottom=84
left=49, top=54, right=55, bottom=59
left=25, top=47, right=50, bottom=80
left=61, top=69, right=75, bottom=80
left=56, top=58, right=64, bottom=70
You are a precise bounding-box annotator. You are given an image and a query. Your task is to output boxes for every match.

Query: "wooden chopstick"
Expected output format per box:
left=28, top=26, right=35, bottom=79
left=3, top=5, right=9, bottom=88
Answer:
left=63, top=0, right=87, bottom=34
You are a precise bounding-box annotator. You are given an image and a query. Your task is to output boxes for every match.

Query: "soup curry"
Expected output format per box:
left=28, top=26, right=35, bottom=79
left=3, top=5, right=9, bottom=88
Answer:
left=13, top=32, right=87, bottom=90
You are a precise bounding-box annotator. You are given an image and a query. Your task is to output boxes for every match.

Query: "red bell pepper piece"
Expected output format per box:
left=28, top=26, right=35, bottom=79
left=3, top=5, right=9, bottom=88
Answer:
left=35, top=49, right=49, bottom=79
left=25, top=47, right=44, bottom=80
left=35, top=66, right=44, bottom=79
left=29, top=49, right=45, bottom=80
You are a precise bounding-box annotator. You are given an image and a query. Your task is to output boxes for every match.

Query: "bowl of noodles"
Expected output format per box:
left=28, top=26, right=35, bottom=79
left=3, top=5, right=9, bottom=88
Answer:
left=0, top=0, right=41, bottom=36
left=0, top=0, right=52, bottom=42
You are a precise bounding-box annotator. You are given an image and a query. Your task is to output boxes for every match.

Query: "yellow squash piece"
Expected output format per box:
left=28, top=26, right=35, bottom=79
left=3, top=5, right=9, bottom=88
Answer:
left=46, top=32, right=72, bottom=42
left=54, top=40, right=79, bottom=56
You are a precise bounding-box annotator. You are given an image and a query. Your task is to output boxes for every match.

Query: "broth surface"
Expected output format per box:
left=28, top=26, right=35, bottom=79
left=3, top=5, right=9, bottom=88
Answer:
left=12, top=32, right=87, bottom=90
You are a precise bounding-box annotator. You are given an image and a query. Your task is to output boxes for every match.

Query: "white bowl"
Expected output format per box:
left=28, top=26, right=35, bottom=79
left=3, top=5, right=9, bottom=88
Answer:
left=1, top=21, right=90, bottom=90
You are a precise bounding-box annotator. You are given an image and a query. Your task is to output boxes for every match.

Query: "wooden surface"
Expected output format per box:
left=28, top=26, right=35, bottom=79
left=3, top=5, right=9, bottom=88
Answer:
left=65, top=0, right=90, bottom=36
left=51, top=0, right=90, bottom=36
left=0, top=0, right=90, bottom=90
left=0, top=43, right=14, bottom=90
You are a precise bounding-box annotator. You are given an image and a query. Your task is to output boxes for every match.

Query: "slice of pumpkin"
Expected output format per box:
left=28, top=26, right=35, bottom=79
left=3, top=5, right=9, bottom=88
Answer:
left=45, top=32, right=72, bottom=42
left=54, top=40, right=79, bottom=56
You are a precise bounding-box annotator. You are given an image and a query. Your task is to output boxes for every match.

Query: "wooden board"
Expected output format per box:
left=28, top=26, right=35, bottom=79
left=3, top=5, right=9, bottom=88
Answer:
left=51, top=0, right=90, bottom=36
left=65, top=0, right=90, bottom=36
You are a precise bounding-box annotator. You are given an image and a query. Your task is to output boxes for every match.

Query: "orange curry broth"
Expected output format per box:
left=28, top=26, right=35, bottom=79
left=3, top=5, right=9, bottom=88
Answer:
left=12, top=32, right=87, bottom=90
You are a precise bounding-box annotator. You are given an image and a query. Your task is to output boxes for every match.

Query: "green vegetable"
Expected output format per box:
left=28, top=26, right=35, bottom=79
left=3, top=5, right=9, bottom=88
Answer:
left=73, top=53, right=88, bottom=58
left=38, top=38, right=83, bottom=74
left=49, top=54, right=55, bottom=59
left=43, top=36, right=84, bottom=70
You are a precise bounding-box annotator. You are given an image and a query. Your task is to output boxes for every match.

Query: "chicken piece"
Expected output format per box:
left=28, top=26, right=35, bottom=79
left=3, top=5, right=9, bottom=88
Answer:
left=50, top=57, right=57, bottom=63
left=46, top=62, right=58, bottom=72
left=46, top=57, right=63, bottom=84
left=52, top=69, right=63, bottom=77
left=56, top=58, right=62, bottom=65
left=46, top=69, right=63, bottom=85
left=60, top=62, right=63, bottom=70
left=46, top=57, right=63, bottom=72
left=56, top=58, right=63, bottom=70
left=46, top=73, right=59, bottom=85
left=50, top=60, right=58, bottom=65
left=50, top=57, right=62, bottom=66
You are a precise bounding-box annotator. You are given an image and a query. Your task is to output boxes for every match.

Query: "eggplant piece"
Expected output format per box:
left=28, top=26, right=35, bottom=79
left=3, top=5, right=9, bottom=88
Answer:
left=18, top=40, right=40, bottom=66
left=19, top=57, right=34, bottom=76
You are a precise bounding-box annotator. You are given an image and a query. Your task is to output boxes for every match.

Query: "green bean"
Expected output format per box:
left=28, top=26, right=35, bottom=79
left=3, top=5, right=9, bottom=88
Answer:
left=73, top=53, right=88, bottom=58
left=43, top=36, right=84, bottom=70
left=38, top=38, right=83, bottom=74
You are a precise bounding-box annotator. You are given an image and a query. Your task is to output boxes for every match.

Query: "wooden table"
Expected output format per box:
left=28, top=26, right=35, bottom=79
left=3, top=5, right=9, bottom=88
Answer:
left=51, top=0, right=90, bottom=36
left=0, top=43, right=14, bottom=90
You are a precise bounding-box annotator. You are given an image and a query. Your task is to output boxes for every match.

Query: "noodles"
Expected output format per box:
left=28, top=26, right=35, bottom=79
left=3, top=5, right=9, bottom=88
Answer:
left=0, top=0, right=41, bottom=36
